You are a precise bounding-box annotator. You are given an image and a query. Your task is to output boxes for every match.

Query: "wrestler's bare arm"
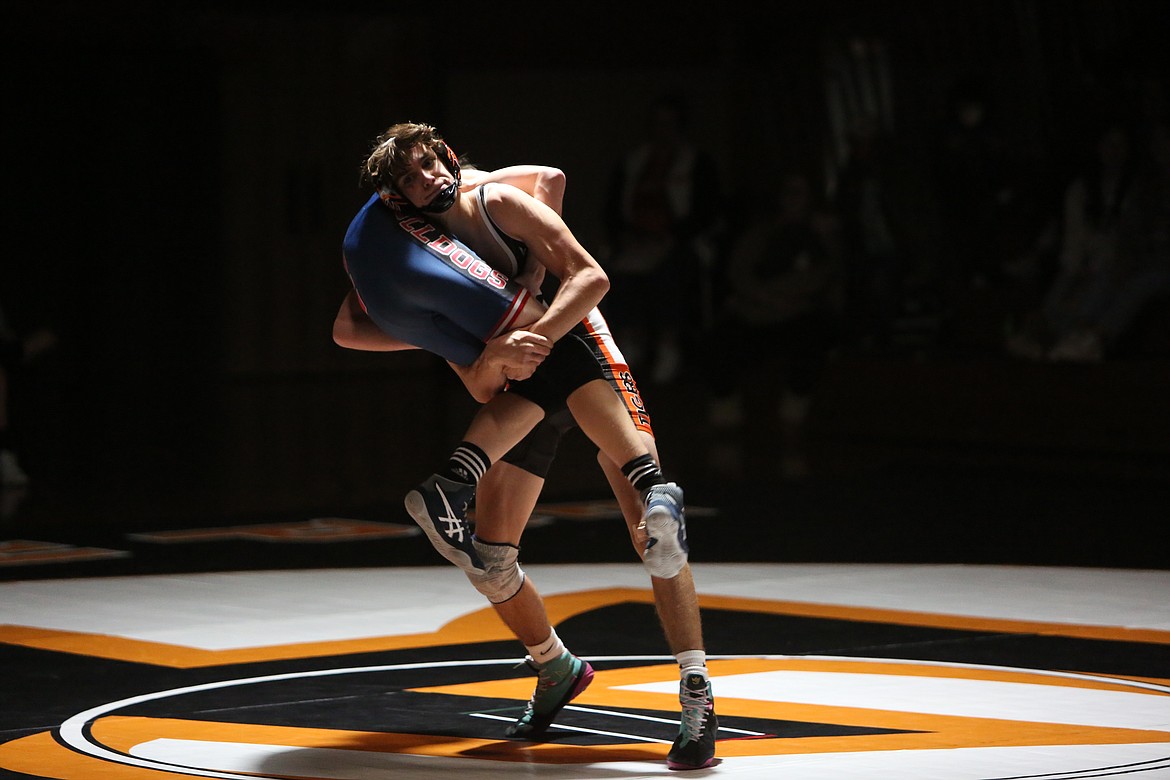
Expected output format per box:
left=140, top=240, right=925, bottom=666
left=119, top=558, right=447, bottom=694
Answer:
left=484, top=186, right=609, bottom=344
left=462, top=166, right=565, bottom=216
left=333, top=286, right=551, bottom=402
left=448, top=329, right=551, bottom=403
left=462, top=166, right=565, bottom=293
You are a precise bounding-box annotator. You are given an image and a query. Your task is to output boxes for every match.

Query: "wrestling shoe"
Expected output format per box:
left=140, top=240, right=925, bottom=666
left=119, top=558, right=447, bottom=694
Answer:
left=506, top=651, right=594, bottom=738
left=404, top=474, right=483, bottom=571
left=667, top=672, right=718, bottom=770
left=641, top=482, right=688, bottom=579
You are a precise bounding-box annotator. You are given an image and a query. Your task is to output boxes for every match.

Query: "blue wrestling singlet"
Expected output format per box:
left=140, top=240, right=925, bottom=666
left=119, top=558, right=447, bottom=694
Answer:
left=342, top=193, right=532, bottom=366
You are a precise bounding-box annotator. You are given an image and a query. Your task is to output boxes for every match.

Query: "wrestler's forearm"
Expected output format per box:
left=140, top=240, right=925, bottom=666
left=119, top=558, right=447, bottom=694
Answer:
left=529, top=167, right=565, bottom=215
left=496, top=195, right=609, bottom=343
left=527, top=265, right=609, bottom=343
left=450, top=329, right=553, bottom=403
left=463, top=166, right=565, bottom=216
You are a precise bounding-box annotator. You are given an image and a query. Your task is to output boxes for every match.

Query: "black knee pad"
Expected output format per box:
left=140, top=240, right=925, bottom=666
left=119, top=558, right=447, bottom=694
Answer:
left=500, top=408, right=576, bottom=478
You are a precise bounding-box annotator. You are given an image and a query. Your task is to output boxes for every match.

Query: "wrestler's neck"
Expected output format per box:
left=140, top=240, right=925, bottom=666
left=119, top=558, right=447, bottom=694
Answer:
left=429, top=189, right=476, bottom=234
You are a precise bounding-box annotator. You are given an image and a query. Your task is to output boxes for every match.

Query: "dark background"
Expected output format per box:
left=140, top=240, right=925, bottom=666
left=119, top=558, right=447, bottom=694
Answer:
left=2, top=0, right=1167, bottom=572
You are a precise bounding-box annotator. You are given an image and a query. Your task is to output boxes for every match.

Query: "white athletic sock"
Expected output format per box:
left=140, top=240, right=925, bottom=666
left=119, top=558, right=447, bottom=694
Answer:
left=675, top=649, right=708, bottom=679
left=526, top=628, right=566, bottom=667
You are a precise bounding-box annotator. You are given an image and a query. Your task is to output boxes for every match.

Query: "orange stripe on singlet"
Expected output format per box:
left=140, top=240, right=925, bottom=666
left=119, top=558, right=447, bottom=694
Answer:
left=580, top=313, right=654, bottom=435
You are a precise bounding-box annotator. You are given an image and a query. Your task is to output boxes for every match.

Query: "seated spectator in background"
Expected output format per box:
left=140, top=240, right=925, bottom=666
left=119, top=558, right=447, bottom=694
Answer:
left=704, top=172, right=844, bottom=479
left=1048, top=121, right=1170, bottom=360
left=931, top=76, right=1016, bottom=296
left=832, top=115, right=914, bottom=351
left=1008, top=120, right=1169, bottom=361
left=0, top=303, right=57, bottom=487
left=602, top=94, right=724, bottom=383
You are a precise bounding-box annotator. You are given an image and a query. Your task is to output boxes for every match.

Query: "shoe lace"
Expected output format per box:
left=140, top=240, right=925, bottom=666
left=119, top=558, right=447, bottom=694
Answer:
left=515, top=656, right=567, bottom=709
left=678, top=682, right=709, bottom=742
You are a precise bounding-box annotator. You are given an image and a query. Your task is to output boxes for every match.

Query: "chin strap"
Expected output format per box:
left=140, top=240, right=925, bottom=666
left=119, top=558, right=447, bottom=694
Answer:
left=420, top=180, right=459, bottom=213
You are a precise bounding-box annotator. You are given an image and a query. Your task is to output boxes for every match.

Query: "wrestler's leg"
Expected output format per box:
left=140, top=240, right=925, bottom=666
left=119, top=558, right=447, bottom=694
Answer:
left=463, top=392, right=547, bottom=462
left=405, top=392, right=545, bottom=572
left=598, top=432, right=704, bottom=654
left=475, top=454, right=594, bottom=739
left=473, top=460, right=554, bottom=647
left=565, top=379, right=651, bottom=468
left=567, top=379, right=687, bottom=579
left=599, top=431, right=716, bottom=769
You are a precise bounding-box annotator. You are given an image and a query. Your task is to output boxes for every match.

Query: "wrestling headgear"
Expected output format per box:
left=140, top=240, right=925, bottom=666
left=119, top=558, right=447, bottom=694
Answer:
left=376, top=137, right=462, bottom=214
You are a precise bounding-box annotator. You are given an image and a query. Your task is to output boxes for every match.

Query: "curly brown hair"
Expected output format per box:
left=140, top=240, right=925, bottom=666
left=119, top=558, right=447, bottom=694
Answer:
left=362, top=122, right=447, bottom=193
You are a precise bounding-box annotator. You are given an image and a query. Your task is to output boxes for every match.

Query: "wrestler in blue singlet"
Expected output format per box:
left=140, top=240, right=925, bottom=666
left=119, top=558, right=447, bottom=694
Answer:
left=342, top=192, right=532, bottom=366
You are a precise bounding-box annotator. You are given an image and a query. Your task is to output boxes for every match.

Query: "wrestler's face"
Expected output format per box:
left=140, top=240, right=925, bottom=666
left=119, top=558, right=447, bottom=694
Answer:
left=395, top=144, right=455, bottom=209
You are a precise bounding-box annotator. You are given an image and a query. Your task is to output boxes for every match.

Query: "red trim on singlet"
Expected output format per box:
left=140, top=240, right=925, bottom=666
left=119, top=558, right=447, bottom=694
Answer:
left=341, top=256, right=370, bottom=314
left=488, top=287, right=532, bottom=340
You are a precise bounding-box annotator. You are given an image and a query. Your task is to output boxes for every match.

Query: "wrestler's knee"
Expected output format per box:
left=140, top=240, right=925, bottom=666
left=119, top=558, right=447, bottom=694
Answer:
left=465, top=537, right=525, bottom=604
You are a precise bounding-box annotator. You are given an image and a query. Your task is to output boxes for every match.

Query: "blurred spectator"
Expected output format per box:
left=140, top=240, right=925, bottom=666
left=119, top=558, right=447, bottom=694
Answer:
left=832, top=114, right=914, bottom=351
left=0, top=303, right=57, bottom=486
left=1006, top=120, right=1152, bottom=361
left=703, top=172, right=844, bottom=479
left=931, top=76, right=1016, bottom=297
left=1048, top=122, right=1170, bottom=360
left=602, top=94, right=724, bottom=383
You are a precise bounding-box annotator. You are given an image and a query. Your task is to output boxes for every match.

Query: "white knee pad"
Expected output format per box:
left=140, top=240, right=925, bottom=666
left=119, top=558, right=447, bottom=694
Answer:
left=466, top=538, right=525, bottom=604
